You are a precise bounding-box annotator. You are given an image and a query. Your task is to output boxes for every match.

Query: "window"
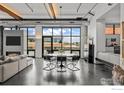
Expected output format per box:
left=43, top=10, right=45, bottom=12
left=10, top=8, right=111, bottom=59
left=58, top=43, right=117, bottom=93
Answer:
left=72, top=37, right=80, bottom=50
left=105, top=24, right=120, bottom=35
left=43, top=28, right=52, bottom=36
left=27, top=28, right=36, bottom=57
left=42, top=27, right=80, bottom=56
left=53, top=37, right=62, bottom=50
left=12, top=28, right=16, bottom=30
left=53, top=28, right=61, bottom=36
left=3, top=27, right=36, bottom=57
left=115, top=24, right=120, bottom=34
left=28, top=28, right=35, bottom=50
left=72, top=28, right=80, bottom=36
left=4, top=27, right=11, bottom=30
left=4, top=27, right=17, bottom=30
left=20, top=28, right=27, bottom=32
left=62, top=28, right=71, bottom=36
left=28, top=28, right=35, bottom=37
left=62, top=37, right=71, bottom=51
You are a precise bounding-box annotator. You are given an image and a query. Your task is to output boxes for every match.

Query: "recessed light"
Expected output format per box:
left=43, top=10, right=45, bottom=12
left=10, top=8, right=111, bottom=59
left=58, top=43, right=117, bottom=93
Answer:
left=36, top=21, right=41, bottom=24
left=70, top=21, right=75, bottom=24
left=2, top=21, right=8, bottom=24
left=108, top=3, right=113, bottom=6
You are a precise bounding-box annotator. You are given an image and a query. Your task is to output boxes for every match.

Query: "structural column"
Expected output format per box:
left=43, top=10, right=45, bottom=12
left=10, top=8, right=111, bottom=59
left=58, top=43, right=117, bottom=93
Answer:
left=35, top=25, right=42, bottom=58
left=0, top=26, right=4, bottom=56
left=80, top=25, right=87, bottom=58
left=23, top=30, right=27, bottom=55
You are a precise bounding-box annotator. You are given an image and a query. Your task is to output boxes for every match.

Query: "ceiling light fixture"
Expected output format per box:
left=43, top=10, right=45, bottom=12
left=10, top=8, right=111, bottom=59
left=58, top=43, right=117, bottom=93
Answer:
left=36, top=21, right=41, bottom=24
left=88, top=11, right=95, bottom=16
left=83, top=3, right=97, bottom=18
left=0, top=3, right=22, bottom=20
left=70, top=21, right=75, bottom=24
left=108, top=3, right=113, bottom=6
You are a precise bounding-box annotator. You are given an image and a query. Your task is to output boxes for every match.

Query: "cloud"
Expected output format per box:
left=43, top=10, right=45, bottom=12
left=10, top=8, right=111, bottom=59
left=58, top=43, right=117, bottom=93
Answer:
left=62, top=28, right=71, bottom=35
left=72, top=37, right=80, bottom=42
left=43, top=28, right=52, bottom=35
left=63, top=37, right=70, bottom=42
left=53, top=28, right=61, bottom=35
left=28, top=28, right=35, bottom=35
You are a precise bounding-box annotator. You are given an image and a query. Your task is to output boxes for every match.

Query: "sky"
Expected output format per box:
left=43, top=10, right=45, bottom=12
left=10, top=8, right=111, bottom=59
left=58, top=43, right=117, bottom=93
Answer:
left=43, top=28, right=80, bottom=43
left=43, top=27, right=80, bottom=36
left=28, top=28, right=36, bottom=36
left=27, top=27, right=80, bottom=42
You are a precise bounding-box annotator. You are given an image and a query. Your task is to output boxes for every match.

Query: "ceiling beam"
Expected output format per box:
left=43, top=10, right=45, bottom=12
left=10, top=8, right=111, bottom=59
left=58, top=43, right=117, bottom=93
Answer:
left=0, top=18, right=88, bottom=21
left=0, top=4, right=22, bottom=20
left=48, top=3, right=57, bottom=19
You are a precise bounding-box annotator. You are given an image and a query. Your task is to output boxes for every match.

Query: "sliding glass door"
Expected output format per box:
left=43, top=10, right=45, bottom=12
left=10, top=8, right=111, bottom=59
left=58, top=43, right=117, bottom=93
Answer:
left=42, top=36, right=53, bottom=56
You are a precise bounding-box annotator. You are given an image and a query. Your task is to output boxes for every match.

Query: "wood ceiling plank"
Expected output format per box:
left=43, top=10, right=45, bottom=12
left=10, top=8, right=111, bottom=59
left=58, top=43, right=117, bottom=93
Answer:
left=0, top=4, right=22, bottom=20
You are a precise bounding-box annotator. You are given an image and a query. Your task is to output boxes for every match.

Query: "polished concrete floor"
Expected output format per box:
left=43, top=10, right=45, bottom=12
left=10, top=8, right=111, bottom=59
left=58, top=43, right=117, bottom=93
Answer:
left=0, top=59, right=112, bottom=85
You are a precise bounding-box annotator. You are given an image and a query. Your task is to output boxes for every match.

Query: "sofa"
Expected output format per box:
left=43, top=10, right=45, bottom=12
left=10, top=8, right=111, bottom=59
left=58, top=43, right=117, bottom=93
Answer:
left=112, top=65, right=124, bottom=85
left=0, top=55, right=33, bottom=83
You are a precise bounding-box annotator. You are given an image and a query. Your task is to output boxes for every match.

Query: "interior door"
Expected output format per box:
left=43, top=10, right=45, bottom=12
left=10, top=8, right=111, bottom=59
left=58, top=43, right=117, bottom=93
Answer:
left=42, top=36, right=53, bottom=57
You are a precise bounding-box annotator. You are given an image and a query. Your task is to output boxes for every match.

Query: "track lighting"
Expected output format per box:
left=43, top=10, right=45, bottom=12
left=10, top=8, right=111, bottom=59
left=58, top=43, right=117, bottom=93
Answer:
left=88, top=11, right=95, bottom=16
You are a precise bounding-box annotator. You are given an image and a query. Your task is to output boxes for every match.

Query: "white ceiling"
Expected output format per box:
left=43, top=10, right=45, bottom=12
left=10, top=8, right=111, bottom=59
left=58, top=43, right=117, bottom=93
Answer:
left=0, top=3, right=107, bottom=26
left=0, top=3, right=96, bottom=19
left=98, top=4, right=120, bottom=24
left=0, top=11, right=13, bottom=19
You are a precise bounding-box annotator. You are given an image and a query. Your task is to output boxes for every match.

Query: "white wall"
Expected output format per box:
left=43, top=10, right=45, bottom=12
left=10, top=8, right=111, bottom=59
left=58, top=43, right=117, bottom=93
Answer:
left=88, top=3, right=118, bottom=62
left=3, top=30, right=24, bottom=56
left=96, top=21, right=106, bottom=53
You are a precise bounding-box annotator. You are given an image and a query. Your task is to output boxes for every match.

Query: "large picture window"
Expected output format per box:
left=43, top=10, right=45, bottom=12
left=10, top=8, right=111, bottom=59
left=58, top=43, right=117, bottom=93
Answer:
left=27, top=28, right=35, bottom=57
left=20, top=27, right=36, bottom=57
left=42, top=27, right=80, bottom=56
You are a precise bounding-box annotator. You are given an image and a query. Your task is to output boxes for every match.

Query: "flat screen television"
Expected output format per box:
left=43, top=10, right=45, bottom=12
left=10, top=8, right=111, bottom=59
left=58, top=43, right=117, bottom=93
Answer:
left=6, top=36, right=21, bottom=46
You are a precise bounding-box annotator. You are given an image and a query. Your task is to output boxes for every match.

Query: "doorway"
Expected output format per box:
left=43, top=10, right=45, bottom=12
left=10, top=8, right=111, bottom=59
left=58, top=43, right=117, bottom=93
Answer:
left=42, top=36, right=53, bottom=57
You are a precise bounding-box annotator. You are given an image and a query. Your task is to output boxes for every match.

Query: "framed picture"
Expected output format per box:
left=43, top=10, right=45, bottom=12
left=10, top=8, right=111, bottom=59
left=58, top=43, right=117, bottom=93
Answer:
left=105, top=35, right=120, bottom=47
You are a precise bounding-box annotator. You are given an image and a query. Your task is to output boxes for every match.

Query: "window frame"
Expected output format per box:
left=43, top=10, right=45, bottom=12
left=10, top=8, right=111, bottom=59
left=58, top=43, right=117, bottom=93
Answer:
left=42, top=27, right=81, bottom=56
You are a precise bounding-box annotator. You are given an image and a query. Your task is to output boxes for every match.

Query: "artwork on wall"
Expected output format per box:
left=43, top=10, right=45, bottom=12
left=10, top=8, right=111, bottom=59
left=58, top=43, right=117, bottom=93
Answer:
left=105, top=35, right=120, bottom=47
